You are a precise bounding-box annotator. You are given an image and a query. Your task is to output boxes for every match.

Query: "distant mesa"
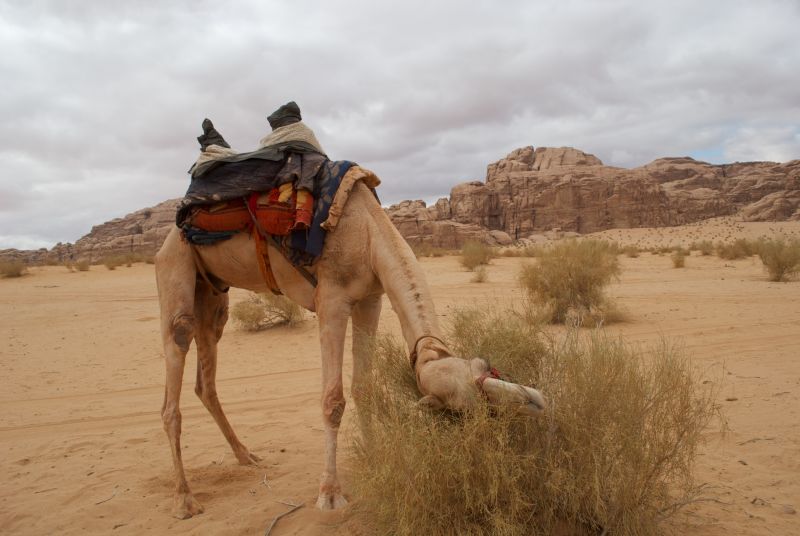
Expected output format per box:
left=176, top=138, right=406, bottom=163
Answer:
left=2, top=146, right=798, bottom=264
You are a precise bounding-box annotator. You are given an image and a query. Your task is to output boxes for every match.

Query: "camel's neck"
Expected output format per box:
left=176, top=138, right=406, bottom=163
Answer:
left=367, top=206, right=446, bottom=360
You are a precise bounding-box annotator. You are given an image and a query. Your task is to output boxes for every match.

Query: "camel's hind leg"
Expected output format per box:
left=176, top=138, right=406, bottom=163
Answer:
left=155, top=229, right=203, bottom=519
left=193, top=279, right=260, bottom=465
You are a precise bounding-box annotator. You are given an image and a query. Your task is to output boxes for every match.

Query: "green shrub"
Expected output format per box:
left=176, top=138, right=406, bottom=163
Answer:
left=460, top=241, right=493, bottom=271
left=0, top=260, right=27, bottom=278
left=352, top=308, right=720, bottom=536
left=758, top=238, right=800, bottom=282
left=230, top=292, right=305, bottom=331
left=518, top=240, right=621, bottom=324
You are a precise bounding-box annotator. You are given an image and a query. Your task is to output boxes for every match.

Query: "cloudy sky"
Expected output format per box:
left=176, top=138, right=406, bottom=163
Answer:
left=1, top=0, right=799, bottom=250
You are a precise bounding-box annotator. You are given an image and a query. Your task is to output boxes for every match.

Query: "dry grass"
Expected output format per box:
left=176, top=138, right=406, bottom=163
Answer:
left=412, top=242, right=448, bottom=258
left=671, top=249, right=686, bottom=268
left=623, top=245, right=641, bottom=258
left=757, top=238, right=800, bottom=282
left=230, top=292, right=305, bottom=331
left=461, top=241, right=494, bottom=271
left=715, top=239, right=758, bottom=260
left=692, top=241, right=714, bottom=256
left=471, top=266, right=489, bottom=283
left=351, top=308, right=720, bottom=536
left=502, top=245, right=543, bottom=258
left=0, top=260, right=27, bottom=278
left=518, top=240, right=621, bottom=324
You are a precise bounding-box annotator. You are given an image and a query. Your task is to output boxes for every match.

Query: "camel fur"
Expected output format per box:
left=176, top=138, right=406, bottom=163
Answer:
left=154, top=166, right=545, bottom=519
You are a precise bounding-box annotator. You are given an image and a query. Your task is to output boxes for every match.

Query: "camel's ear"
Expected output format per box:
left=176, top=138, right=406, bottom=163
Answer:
left=417, top=394, right=445, bottom=411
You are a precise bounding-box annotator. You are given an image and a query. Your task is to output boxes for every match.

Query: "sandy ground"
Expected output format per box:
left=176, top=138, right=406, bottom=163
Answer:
left=1, top=222, right=799, bottom=535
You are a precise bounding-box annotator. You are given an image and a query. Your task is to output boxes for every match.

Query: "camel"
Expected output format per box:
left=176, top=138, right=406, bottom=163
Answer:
left=154, top=166, right=546, bottom=519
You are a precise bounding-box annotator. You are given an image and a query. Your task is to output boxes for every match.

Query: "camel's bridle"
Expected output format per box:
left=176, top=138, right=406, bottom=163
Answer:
left=409, top=335, right=510, bottom=396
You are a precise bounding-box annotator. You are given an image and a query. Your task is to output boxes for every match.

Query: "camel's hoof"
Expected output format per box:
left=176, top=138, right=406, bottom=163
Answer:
left=235, top=449, right=261, bottom=466
left=315, top=491, right=348, bottom=510
left=172, top=493, right=204, bottom=519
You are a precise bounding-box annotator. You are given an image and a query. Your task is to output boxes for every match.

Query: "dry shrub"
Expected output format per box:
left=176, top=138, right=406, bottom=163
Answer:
left=504, top=245, right=543, bottom=257
left=695, top=241, right=714, bottom=256
left=0, top=260, right=27, bottom=278
left=230, top=292, right=304, bottom=331
left=758, top=238, right=800, bottom=282
left=103, top=257, right=121, bottom=270
left=671, top=249, right=686, bottom=268
left=352, top=308, right=720, bottom=536
left=716, top=239, right=757, bottom=260
left=461, top=240, right=494, bottom=270
left=623, top=245, right=640, bottom=258
left=412, top=242, right=448, bottom=258
left=518, top=240, right=620, bottom=324
left=75, top=260, right=90, bottom=271
left=470, top=265, right=488, bottom=283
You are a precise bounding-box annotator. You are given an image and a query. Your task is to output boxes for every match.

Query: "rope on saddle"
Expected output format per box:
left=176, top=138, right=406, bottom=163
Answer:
left=243, top=195, right=318, bottom=292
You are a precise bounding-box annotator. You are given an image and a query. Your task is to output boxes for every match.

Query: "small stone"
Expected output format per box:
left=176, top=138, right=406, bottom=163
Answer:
left=781, top=504, right=796, bottom=515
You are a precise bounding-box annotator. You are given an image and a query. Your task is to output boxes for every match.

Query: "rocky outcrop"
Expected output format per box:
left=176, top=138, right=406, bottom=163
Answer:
left=386, top=146, right=800, bottom=246
left=4, top=146, right=798, bottom=263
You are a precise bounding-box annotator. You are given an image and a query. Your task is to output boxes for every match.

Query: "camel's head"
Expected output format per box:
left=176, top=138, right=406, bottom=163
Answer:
left=413, top=340, right=545, bottom=417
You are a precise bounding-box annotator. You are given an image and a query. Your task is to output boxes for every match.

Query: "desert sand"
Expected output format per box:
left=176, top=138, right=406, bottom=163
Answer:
left=1, top=220, right=799, bottom=535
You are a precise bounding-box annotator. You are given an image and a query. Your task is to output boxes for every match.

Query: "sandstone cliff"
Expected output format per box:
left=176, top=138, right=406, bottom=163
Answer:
left=387, top=146, right=800, bottom=248
left=3, top=146, right=798, bottom=263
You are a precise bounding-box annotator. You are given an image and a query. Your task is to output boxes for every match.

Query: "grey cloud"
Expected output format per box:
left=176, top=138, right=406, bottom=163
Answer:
left=1, top=0, right=799, bottom=248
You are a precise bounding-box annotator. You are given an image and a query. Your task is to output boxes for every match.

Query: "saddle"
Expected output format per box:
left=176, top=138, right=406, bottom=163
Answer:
left=187, top=184, right=313, bottom=236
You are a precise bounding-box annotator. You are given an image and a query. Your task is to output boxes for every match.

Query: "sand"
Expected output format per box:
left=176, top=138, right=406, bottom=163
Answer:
left=1, top=222, right=799, bottom=535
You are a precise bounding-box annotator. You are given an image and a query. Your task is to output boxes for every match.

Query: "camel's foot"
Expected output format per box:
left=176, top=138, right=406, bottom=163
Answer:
left=315, top=490, right=348, bottom=510
left=234, top=448, right=261, bottom=466
left=171, top=492, right=204, bottom=519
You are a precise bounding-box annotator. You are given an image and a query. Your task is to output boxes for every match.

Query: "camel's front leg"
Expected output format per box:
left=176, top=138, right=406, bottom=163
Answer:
left=315, top=287, right=352, bottom=510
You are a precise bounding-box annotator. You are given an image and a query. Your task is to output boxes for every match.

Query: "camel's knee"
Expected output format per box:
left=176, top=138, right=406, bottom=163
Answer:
left=161, top=403, right=182, bottom=436
left=322, top=387, right=346, bottom=428
left=170, top=314, right=196, bottom=353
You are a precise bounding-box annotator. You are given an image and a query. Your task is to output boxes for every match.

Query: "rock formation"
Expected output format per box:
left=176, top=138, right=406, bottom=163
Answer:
left=3, top=146, right=798, bottom=263
left=386, top=146, right=800, bottom=247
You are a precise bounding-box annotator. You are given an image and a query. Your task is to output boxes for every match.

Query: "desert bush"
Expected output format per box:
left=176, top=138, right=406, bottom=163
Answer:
left=716, top=238, right=757, bottom=260
left=460, top=240, right=493, bottom=271
left=352, top=308, right=720, bottom=536
left=695, top=241, right=714, bottom=256
left=622, top=245, right=640, bottom=258
left=64, top=261, right=75, bottom=272
left=518, top=240, right=620, bottom=324
left=412, top=242, right=447, bottom=258
left=502, top=245, right=542, bottom=257
left=757, top=238, right=800, bottom=282
left=671, top=249, right=686, bottom=268
left=75, top=260, right=90, bottom=272
left=103, top=256, right=123, bottom=270
left=470, top=265, right=488, bottom=283
left=230, top=292, right=305, bottom=331
left=0, top=260, right=27, bottom=278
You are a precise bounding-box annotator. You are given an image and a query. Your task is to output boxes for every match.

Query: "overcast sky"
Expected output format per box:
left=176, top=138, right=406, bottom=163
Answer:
left=1, top=0, right=799, bottom=250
